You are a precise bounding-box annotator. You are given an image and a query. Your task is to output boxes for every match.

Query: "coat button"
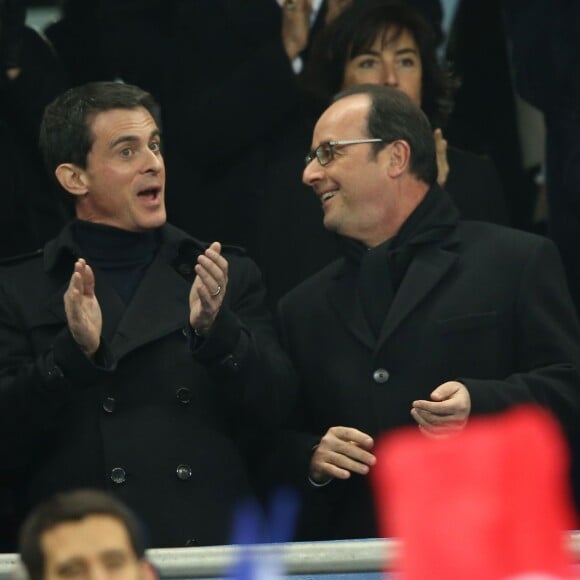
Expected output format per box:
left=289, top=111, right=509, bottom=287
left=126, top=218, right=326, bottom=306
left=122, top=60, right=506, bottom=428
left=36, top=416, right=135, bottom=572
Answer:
left=220, top=354, right=240, bottom=372
left=103, top=397, right=116, bottom=413
left=176, top=387, right=191, bottom=404
left=176, top=464, right=192, bottom=480
left=47, top=365, right=64, bottom=380
left=372, top=368, right=390, bottom=384
left=110, top=467, right=126, bottom=484
left=185, top=538, right=199, bottom=547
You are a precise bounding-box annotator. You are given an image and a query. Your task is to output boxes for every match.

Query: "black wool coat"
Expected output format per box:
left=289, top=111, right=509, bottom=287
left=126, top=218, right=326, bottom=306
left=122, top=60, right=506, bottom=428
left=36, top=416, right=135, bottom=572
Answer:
left=0, top=223, right=297, bottom=549
left=276, top=204, right=580, bottom=540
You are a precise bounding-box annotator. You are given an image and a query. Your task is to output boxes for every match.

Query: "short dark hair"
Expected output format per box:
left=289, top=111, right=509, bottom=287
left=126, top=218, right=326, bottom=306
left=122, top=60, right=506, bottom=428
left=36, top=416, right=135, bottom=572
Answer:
left=39, top=81, right=161, bottom=177
left=302, top=0, right=458, bottom=129
left=334, top=84, right=437, bottom=185
left=19, top=490, right=146, bottom=580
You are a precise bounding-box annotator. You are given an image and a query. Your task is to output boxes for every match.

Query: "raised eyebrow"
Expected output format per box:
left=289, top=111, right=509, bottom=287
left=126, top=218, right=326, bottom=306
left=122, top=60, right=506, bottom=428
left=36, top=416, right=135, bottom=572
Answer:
left=109, top=135, right=139, bottom=149
left=110, top=130, right=162, bottom=149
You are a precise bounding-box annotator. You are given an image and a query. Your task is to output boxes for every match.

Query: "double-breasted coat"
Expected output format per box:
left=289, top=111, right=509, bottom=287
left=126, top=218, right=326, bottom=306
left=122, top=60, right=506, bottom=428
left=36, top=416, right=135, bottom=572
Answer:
left=0, top=223, right=296, bottom=549
left=276, top=203, right=580, bottom=539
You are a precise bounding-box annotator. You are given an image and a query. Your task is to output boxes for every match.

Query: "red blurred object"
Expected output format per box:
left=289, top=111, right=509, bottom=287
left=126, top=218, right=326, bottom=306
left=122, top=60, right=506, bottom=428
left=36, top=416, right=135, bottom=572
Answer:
left=372, top=406, right=576, bottom=579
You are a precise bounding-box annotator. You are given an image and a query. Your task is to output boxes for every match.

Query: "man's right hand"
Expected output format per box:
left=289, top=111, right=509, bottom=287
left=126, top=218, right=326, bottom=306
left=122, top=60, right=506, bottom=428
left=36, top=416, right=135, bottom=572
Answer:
left=64, top=258, right=102, bottom=358
left=310, top=426, right=375, bottom=483
left=281, top=0, right=312, bottom=62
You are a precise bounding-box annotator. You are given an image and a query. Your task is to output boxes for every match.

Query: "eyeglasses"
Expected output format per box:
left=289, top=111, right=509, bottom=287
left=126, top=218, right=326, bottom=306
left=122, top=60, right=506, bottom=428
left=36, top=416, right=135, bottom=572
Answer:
left=305, top=138, right=386, bottom=167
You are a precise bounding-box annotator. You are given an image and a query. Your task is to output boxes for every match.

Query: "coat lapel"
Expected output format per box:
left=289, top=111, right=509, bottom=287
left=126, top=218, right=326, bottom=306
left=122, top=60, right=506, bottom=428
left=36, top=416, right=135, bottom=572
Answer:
left=39, top=225, right=127, bottom=336
left=41, top=282, right=69, bottom=326
left=38, top=258, right=178, bottom=355
left=110, top=254, right=191, bottom=360
left=327, top=263, right=376, bottom=350
left=327, top=239, right=459, bottom=352
left=378, top=245, right=458, bottom=345
left=37, top=223, right=194, bottom=360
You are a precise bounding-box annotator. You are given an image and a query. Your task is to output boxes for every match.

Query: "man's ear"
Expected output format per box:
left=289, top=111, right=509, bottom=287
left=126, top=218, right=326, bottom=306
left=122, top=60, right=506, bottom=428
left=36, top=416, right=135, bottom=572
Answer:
left=386, top=140, right=411, bottom=178
left=54, top=163, right=89, bottom=197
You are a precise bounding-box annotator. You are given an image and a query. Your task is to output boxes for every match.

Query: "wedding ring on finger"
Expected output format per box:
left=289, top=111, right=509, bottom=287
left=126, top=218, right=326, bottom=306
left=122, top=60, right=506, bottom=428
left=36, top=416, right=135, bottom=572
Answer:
left=210, top=285, right=222, bottom=297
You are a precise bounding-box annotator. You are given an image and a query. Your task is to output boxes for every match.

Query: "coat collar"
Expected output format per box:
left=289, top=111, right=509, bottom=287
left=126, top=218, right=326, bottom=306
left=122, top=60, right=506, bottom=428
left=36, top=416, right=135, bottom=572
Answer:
left=327, top=241, right=459, bottom=350
left=327, top=185, right=461, bottom=350
left=42, top=221, right=203, bottom=274
left=41, top=222, right=210, bottom=359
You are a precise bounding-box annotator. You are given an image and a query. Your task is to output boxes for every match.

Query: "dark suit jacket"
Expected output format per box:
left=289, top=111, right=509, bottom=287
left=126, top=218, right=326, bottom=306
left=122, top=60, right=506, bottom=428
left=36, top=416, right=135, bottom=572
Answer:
left=276, top=216, right=580, bottom=539
left=0, top=222, right=296, bottom=549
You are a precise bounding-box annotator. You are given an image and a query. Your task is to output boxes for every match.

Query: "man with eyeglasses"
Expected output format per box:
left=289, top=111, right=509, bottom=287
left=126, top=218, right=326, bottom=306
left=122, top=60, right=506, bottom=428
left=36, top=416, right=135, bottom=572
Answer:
left=274, top=84, right=580, bottom=540
left=0, top=81, right=297, bottom=550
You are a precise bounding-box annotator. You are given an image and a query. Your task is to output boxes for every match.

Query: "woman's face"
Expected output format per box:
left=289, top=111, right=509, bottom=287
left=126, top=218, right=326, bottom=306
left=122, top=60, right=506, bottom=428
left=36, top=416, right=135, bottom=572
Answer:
left=342, top=27, right=423, bottom=107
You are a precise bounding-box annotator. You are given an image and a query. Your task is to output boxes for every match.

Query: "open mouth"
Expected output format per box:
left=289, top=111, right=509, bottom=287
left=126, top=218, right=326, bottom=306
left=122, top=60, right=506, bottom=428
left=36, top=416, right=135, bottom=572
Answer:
left=137, top=187, right=161, bottom=201
left=321, top=191, right=337, bottom=203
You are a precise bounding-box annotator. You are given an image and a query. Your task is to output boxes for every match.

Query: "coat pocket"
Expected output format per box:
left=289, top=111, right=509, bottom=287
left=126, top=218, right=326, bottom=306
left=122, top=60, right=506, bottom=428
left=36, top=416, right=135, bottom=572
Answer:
left=437, top=311, right=498, bottom=334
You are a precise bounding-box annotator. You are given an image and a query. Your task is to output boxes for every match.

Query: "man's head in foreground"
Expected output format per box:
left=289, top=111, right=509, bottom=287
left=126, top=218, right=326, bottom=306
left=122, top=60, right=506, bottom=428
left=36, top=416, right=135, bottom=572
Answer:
left=19, top=490, right=155, bottom=580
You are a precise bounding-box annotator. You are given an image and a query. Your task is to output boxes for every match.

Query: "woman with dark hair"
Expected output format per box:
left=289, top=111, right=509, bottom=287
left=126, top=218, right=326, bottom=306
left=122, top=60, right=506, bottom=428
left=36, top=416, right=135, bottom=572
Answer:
left=302, top=0, right=452, bottom=129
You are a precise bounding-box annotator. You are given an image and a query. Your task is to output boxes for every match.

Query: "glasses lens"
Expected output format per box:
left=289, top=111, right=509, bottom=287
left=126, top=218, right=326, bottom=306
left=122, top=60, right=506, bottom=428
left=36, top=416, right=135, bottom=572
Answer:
left=317, top=143, right=332, bottom=166
left=304, top=152, right=314, bottom=167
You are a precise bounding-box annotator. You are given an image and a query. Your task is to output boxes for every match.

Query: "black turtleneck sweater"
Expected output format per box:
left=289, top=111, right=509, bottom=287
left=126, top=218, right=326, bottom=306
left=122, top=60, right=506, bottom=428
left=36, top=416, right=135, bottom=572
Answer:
left=72, top=220, right=160, bottom=304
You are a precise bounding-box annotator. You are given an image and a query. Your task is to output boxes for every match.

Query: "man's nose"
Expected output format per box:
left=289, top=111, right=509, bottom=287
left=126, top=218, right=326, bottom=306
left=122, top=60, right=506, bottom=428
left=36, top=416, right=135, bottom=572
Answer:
left=303, top=158, right=324, bottom=187
left=87, top=564, right=112, bottom=580
left=143, top=148, right=164, bottom=173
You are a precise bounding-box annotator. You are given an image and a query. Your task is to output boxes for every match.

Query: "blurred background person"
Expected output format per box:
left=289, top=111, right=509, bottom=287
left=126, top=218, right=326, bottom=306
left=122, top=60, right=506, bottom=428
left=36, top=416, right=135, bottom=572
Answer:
left=503, top=0, right=580, bottom=509
left=0, top=0, right=69, bottom=258
left=444, top=0, right=536, bottom=232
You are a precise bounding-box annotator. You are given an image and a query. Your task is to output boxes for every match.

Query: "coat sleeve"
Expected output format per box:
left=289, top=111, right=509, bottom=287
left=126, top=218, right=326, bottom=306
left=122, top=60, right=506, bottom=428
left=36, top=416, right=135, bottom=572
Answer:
left=462, top=238, right=580, bottom=433
left=0, top=274, right=113, bottom=470
left=190, top=254, right=298, bottom=428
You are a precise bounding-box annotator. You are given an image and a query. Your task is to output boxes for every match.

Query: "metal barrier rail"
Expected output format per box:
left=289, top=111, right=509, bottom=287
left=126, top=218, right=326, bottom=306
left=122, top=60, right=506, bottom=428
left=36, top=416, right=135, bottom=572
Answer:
left=1, top=532, right=578, bottom=579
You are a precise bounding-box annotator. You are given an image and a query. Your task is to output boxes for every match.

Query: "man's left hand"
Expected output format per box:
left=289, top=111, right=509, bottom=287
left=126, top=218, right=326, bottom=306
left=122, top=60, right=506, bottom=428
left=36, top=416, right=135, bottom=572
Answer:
left=189, top=241, right=228, bottom=336
left=411, top=381, right=471, bottom=438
